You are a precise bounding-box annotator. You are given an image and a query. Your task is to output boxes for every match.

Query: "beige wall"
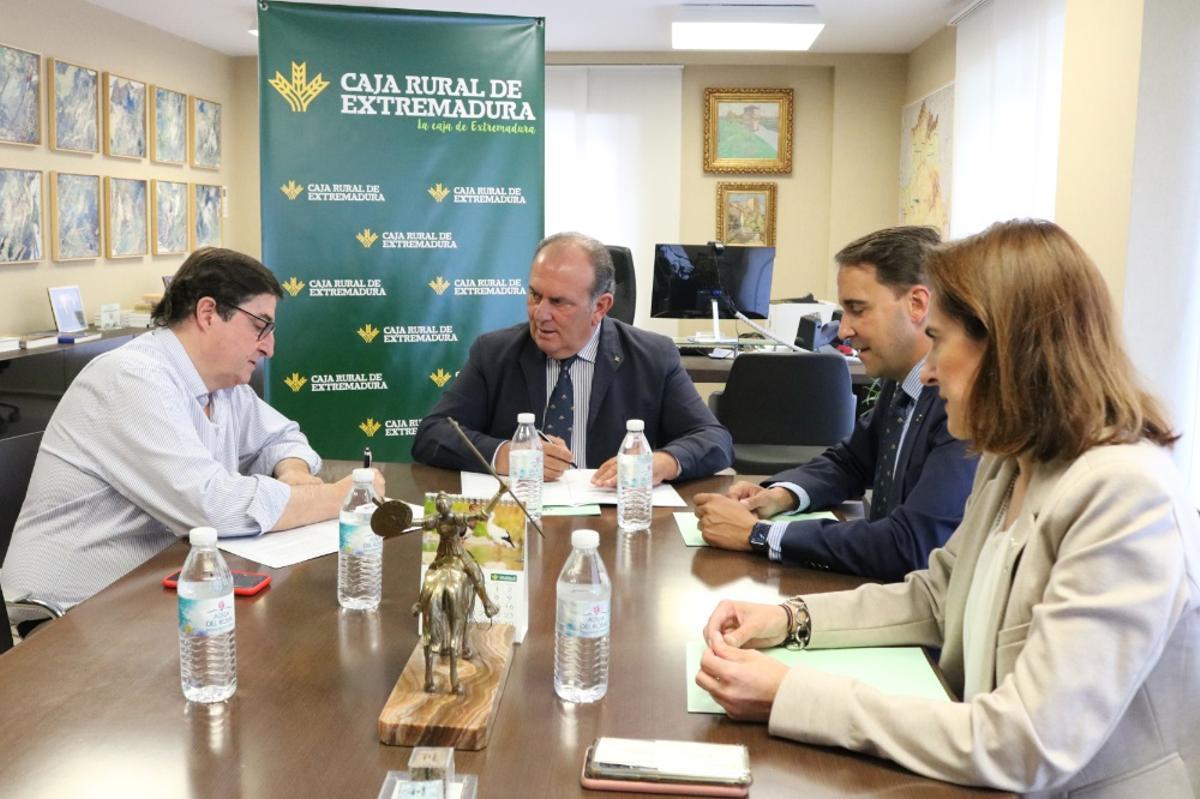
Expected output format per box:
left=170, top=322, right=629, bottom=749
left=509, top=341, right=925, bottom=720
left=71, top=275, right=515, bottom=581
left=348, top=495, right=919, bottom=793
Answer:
left=906, top=26, right=955, bottom=104
left=0, top=0, right=245, bottom=333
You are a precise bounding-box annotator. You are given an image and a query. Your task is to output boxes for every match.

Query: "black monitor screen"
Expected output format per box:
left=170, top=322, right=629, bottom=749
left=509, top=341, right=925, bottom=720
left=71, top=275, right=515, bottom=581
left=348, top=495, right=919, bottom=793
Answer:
left=650, top=244, right=774, bottom=319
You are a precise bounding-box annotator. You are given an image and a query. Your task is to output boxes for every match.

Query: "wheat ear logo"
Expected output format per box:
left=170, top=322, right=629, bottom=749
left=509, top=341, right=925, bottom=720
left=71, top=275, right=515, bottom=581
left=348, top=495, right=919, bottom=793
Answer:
left=284, top=373, right=307, bottom=392
left=429, top=368, right=452, bottom=388
left=427, top=183, right=450, bottom=202
left=359, top=418, right=382, bottom=437
left=280, top=180, right=303, bottom=200
left=357, top=324, right=380, bottom=343
left=281, top=277, right=305, bottom=297
left=268, top=62, right=329, bottom=112
left=356, top=228, right=379, bottom=248
left=428, top=276, right=450, bottom=295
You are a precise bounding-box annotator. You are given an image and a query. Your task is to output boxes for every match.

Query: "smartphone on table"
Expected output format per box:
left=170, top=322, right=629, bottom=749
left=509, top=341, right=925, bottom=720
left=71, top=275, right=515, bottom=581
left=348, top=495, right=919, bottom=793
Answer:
left=162, top=569, right=271, bottom=596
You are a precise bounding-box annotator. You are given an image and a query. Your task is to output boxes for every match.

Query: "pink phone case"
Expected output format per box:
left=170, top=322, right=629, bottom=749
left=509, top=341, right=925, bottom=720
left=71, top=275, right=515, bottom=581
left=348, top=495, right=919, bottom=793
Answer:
left=581, top=764, right=750, bottom=797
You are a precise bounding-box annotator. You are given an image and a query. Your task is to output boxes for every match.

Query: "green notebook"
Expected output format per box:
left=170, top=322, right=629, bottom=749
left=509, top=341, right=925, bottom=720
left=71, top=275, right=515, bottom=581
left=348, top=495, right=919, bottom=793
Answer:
left=674, top=509, right=837, bottom=547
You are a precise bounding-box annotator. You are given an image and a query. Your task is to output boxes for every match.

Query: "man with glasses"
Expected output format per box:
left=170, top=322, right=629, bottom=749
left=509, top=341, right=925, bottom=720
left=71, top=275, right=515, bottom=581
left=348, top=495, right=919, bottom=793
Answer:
left=3, top=248, right=383, bottom=610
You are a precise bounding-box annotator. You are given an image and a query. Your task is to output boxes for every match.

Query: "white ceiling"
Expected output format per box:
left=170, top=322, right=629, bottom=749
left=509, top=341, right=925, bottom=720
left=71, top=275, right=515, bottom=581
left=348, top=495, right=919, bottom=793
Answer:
left=85, top=0, right=970, bottom=57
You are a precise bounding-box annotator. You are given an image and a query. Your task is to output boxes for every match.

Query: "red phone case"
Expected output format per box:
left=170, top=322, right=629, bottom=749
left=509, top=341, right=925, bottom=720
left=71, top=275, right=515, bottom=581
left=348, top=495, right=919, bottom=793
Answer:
left=162, top=569, right=271, bottom=596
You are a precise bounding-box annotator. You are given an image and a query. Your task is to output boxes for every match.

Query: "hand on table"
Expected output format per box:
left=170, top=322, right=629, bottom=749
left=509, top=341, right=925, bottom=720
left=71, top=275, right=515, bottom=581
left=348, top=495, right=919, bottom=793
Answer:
left=729, top=483, right=797, bottom=518
left=693, top=493, right=757, bottom=550
left=591, top=451, right=679, bottom=487
left=694, top=635, right=789, bottom=722
left=703, top=598, right=789, bottom=650
left=496, top=437, right=574, bottom=482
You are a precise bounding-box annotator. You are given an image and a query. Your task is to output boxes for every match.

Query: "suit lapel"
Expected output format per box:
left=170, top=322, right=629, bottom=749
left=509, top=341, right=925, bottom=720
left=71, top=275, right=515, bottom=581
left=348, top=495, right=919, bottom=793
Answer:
left=519, top=334, right=548, bottom=426
left=895, top=384, right=930, bottom=478
left=587, top=319, right=624, bottom=430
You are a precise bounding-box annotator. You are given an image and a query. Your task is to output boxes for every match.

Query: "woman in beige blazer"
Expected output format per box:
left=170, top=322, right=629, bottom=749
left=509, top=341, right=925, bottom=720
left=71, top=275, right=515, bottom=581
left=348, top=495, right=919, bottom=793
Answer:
left=697, top=220, right=1199, bottom=797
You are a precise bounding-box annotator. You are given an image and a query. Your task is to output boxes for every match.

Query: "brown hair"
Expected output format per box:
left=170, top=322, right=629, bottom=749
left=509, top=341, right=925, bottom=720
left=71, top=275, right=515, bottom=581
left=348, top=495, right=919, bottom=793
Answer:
left=926, top=219, right=1175, bottom=461
left=835, top=225, right=941, bottom=293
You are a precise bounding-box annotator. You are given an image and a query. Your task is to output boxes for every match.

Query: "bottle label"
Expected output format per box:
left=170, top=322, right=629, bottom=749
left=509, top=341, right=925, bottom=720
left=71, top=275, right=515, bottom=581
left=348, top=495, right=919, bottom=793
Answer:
left=558, top=598, right=610, bottom=638
left=510, top=449, right=543, bottom=480
left=340, top=521, right=382, bottom=556
left=178, top=593, right=235, bottom=637
left=618, top=452, right=653, bottom=488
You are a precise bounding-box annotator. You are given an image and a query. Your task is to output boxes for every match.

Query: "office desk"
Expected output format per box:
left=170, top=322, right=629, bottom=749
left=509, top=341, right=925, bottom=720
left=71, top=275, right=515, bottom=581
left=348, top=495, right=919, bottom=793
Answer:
left=682, top=353, right=870, bottom=386
left=0, top=463, right=1009, bottom=798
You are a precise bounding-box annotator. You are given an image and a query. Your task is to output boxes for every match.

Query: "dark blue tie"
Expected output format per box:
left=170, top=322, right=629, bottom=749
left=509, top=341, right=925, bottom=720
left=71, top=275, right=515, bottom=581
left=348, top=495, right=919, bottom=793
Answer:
left=542, top=356, right=578, bottom=441
left=870, top=390, right=912, bottom=521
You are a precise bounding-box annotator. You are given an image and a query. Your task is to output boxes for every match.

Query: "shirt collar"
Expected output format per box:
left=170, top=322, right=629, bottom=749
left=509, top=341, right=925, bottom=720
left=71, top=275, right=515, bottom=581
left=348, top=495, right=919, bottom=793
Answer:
left=571, top=321, right=603, bottom=365
left=898, top=357, right=926, bottom=404
left=151, top=327, right=212, bottom=405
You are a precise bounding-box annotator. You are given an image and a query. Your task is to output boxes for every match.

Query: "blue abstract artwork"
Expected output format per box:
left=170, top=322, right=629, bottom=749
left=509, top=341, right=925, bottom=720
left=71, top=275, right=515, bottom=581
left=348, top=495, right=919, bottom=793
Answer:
left=106, top=177, right=147, bottom=258
left=51, top=59, right=98, bottom=152
left=152, top=180, right=187, bottom=254
left=152, top=86, right=186, bottom=164
left=0, top=168, right=42, bottom=262
left=192, top=184, right=221, bottom=248
left=0, top=44, right=41, bottom=145
left=191, top=96, right=221, bottom=169
left=105, top=73, right=146, bottom=159
left=52, top=172, right=101, bottom=261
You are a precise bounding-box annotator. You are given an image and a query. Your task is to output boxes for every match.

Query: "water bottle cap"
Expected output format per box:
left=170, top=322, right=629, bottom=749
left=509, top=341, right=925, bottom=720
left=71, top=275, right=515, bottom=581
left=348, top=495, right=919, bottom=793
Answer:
left=571, top=529, right=600, bottom=549
left=189, top=526, right=218, bottom=546
left=517, top=412, right=535, bottom=424
left=626, top=419, right=644, bottom=432
left=352, top=467, right=374, bottom=483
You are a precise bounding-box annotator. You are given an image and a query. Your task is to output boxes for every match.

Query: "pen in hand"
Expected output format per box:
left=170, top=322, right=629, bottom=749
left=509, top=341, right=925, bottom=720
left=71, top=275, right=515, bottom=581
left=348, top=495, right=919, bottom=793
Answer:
left=362, top=446, right=372, bottom=469
left=536, top=429, right=578, bottom=469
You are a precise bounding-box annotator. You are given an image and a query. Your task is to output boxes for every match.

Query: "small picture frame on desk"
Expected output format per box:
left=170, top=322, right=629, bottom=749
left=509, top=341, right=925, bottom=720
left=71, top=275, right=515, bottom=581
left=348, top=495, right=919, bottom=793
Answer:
left=48, top=285, right=87, bottom=333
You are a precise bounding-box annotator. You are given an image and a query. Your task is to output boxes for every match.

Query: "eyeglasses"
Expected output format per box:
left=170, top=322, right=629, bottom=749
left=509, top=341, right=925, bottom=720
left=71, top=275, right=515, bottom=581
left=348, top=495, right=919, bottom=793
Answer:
left=232, top=305, right=276, bottom=341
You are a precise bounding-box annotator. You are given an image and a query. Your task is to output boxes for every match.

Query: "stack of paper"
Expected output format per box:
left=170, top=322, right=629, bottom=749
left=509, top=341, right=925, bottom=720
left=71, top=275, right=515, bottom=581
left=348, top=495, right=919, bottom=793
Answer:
left=460, top=469, right=687, bottom=508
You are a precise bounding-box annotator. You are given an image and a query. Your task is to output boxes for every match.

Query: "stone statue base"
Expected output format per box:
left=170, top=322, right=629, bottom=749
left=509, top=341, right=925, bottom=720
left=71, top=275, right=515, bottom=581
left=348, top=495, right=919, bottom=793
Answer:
left=379, top=623, right=515, bottom=750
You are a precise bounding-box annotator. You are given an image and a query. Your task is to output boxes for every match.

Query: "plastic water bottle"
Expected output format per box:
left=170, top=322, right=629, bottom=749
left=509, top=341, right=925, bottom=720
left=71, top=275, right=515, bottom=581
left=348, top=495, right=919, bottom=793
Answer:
left=178, top=526, right=237, bottom=703
left=510, top=412, right=543, bottom=521
left=554, top=529, right=611, bottom=703
left=338, top=467, right=382, bottom=611
left=617, top=419, right=653, bottom=533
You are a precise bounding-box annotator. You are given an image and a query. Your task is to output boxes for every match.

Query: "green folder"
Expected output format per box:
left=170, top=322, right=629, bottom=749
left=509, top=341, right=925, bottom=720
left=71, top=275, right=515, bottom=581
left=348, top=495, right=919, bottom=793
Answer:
left=674, top=509, right=837, bottom=547
left=686, top=641, right=950, bottom=713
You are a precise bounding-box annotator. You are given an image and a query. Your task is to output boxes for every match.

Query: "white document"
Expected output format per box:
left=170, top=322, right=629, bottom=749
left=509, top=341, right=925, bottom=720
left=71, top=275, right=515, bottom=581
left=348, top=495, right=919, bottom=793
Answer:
left=218, top=502, right=422, bottom=569
left=460, top=469, right=686, bottom=508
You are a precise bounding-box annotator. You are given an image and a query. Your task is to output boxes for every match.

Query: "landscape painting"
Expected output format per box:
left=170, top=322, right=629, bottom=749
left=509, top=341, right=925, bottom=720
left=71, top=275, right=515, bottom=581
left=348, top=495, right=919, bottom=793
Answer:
left=49, top=58, right=99, bottom=152
left=104, top=72, right=147, bottom=158
left=50, top=172, right=101, bottom=261
left=105, top=176, right=148, bottom=258
left=703, top=88, right=793, bottom=174
left=0, top=167, right=42, bottom=262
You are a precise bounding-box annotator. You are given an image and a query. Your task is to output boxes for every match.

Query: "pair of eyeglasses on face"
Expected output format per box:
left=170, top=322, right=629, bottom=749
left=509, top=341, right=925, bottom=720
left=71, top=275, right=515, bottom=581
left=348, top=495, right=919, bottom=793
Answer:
left=232, top=305, right=276, bottom=341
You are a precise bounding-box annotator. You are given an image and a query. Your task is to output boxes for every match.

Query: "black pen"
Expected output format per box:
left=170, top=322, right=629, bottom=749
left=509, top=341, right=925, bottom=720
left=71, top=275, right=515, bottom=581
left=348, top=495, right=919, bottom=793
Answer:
left=536, top=429, right=578, bottom=469
left=362, top=446, right=372, bottom=468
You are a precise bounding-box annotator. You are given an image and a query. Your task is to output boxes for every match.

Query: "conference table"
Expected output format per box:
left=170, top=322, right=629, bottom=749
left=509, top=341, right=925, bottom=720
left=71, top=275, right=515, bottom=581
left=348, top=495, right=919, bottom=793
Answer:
left=0, top=463, right=1010, bottom=798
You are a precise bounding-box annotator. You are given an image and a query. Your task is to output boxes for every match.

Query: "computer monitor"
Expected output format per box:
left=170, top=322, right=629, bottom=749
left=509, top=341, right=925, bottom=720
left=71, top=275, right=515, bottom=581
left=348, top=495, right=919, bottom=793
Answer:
left=650, top=244, right=774, bottom=320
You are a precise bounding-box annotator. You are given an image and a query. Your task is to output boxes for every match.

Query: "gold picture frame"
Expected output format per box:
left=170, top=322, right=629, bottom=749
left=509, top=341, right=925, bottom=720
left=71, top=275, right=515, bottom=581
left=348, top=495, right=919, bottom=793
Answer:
left=716, top=181, right=777, bottom=246
left=188, top=94, right=221, bottom=170
left=103, top=71, right=147, bottom=159
left=703, top=88, right=793, bottom=174
left=0, top=42, right=42, bottom=146
left=48, top=57, right=99, bottom=153
left=49, top=171, right=102, bottom=261
left=189, top=182, right=223, bottom=249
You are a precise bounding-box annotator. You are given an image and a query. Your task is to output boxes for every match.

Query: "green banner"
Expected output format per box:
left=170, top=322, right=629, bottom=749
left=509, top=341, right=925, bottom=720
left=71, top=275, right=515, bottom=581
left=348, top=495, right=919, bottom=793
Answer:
left=258, top=1, right=544, bottom=461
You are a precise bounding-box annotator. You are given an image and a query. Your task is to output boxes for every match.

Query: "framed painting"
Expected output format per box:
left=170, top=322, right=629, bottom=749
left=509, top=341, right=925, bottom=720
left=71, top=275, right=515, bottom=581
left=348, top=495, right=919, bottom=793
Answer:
left=50, top=171, right=101, bottom=261
left=104, top=176, right=147, bottom=258
left=0, top=167, right=43, bottom=262
left=151, top=86, right=186, bottom=164
left=151, top=179, right=187, bottom=255
left=48, top=285, right=87, bottom=333
left=103, top=72, right=146, bottom=159
left=189, top=95, right=221, bottom=169
left=703, top=88, right=793, bottom=174
left=0, top=43, right=42, bottom=146
left=190, top=182, right=222, bottom=248
left=716, top=181, right=777, bottom=246
left=48, top=58, right=99, bottom=153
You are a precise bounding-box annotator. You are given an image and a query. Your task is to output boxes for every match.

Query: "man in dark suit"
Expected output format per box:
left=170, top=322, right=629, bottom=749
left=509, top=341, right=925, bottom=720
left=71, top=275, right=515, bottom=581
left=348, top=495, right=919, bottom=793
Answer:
left=412, top=232, right=733, bottom=485
left=694, top=226, right=977, bottom=581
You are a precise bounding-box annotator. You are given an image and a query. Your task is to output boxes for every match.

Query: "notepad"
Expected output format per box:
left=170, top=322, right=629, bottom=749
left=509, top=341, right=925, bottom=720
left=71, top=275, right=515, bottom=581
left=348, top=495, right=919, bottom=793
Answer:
left=673, top=509, right=837, bottom=547
left=686, top=641, right=950, bottom=713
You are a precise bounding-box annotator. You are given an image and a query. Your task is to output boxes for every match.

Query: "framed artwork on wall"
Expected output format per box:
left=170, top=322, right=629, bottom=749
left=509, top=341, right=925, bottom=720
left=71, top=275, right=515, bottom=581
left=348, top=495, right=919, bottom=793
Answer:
left=48, top=58, right=99, bottom=153
left=151, top=179, right=187, bottom=255
left=716, top=181, right=777, bottom=246
left=703, top=88, right=793, bottom=174
left=104, top=176, right=148, bottom=258
left=50, top=171, right=101, bottom=261
left=189, top=95, right=221, bottom=169
left=151, top=85, right=186, bottom=164
left=190, top=182, right=222, bottom=248
left=103, top=72, right=147, bottom=159
left=0, top=167, right=43, bottom=263
left=0, top=43, right=42, bottom=146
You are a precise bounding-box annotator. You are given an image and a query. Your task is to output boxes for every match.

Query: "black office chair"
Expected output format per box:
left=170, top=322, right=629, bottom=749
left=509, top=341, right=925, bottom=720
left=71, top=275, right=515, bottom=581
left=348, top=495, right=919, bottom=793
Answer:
left=0, top=431, right=63, bottom=650
left=605, top=245, right=637, bottom=324
left=708, top=352, right=857, bottom=475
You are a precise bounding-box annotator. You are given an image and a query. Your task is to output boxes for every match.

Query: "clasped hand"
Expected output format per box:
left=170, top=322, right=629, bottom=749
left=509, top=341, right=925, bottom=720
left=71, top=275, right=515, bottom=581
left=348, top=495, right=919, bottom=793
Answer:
left=695, top=599, right=791, bottom=721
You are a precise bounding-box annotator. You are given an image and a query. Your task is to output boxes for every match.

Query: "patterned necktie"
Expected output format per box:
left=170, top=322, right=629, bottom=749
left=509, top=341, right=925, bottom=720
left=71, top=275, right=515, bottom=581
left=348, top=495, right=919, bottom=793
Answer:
left=542, top=356, right=578, bottom=441
left=870, top=390, right=912, bottom=521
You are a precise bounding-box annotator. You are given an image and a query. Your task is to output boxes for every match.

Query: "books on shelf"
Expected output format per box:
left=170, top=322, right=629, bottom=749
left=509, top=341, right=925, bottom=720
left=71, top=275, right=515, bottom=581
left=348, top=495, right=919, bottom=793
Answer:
left=20, top=331, right=61, bottom=349
left=0, top=336, right=21, bottom=353
left=58, top=331, right=102, bottom=345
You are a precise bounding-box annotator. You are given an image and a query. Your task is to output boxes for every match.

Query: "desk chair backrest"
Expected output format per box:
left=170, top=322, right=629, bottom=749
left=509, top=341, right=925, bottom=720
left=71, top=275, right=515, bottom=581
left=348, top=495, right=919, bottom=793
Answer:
left=605, top=245, right=637, bottom=325
left=712, top=351, right=855, bottom=451
left=0, top=431, right=41, bottom=564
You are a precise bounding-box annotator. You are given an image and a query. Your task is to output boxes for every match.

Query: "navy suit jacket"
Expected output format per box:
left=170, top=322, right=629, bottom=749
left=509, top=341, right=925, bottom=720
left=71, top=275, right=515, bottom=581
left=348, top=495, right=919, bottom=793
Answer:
left=412, top=318, right=733, bottom=480
left=772, top=380, right=977, bottom=581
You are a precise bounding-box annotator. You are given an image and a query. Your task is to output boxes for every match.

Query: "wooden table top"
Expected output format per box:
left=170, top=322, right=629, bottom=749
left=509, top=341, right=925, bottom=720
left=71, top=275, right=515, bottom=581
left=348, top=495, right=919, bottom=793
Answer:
left=0, top=462, right=1009, bottom=798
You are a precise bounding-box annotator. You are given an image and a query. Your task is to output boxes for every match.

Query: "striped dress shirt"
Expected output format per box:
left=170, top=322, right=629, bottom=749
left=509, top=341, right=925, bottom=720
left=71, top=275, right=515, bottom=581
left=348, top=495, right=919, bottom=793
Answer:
left=2, top=328, right=320, bottom=609
left=544, top=324, right=602, bottom=467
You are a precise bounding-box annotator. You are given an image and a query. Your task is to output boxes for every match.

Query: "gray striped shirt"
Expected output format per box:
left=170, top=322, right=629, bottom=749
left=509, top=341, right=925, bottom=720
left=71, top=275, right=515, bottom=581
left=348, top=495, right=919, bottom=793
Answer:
left=2, top=328, right=320, bottom=608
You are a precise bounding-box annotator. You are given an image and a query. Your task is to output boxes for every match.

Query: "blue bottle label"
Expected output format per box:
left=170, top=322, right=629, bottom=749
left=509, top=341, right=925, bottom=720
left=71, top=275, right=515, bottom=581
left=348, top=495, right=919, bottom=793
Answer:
left=340, top=521, right=382, bottom=556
